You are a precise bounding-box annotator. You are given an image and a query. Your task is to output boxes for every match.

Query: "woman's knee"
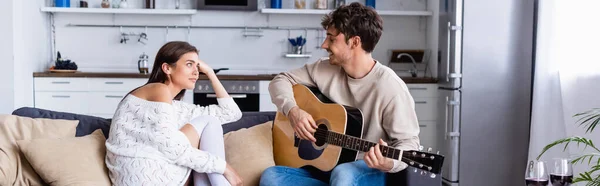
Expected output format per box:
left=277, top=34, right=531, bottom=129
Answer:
left=190, top=115, right=222, bottom=135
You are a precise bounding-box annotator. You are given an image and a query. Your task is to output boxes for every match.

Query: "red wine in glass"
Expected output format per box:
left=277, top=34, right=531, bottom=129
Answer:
left=550, top=174, right=572, bottom=186
left=525, top=160, right=549, bottom=186
left=526, top=178, right=549, bottom=186
left=551, top=158, right=573, bottom=186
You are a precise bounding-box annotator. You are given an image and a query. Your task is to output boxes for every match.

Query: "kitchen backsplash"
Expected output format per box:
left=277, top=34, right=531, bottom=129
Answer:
left=50, top=0, right=430, bottom=75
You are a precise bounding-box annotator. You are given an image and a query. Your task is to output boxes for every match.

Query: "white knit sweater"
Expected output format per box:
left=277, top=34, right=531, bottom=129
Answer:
left=105, top=94, right=242, bottom=186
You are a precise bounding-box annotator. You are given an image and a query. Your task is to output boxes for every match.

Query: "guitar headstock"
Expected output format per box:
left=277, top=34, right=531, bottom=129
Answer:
left=401, top=147, right=444, bottom=177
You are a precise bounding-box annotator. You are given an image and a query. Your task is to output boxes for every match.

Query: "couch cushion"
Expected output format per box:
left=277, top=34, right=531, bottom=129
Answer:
left=16, top=129, right=111, bottom=186
left=222, top=112, right=276, bottom=134
left=224, top=121, right=275, bottom=186
left=0, top=115, right=78, bottom=186
left=12, top=107, right=276, bottom=137
left=12, top=107, right=111, bottom=138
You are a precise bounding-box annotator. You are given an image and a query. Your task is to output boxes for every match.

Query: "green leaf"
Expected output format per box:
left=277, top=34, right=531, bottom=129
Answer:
left=575, top=108, right=600, bottom=134
left=537, top=137, right=600, bottom=160
left=570, top=153, right=600, bottom=165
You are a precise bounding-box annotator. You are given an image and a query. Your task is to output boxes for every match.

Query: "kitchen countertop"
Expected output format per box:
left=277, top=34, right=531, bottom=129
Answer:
left=33, top=72, right=438, bottom=83
left=33, top=72, right=278, bottom=81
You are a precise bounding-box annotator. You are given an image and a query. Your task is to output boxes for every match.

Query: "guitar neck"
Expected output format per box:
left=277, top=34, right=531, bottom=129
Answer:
left=315, top=128, right=402, bottom=160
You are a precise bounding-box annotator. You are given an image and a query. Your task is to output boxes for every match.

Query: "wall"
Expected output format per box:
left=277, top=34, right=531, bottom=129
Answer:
left=0, top=0, right=14, bottom=114
left=49, top=0, right=432, bottom=75
left=12, top=0, right=51, bottom=112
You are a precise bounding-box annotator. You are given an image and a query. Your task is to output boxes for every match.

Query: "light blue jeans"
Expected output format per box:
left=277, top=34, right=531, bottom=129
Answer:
left=259, top=160, right=387, bottom=186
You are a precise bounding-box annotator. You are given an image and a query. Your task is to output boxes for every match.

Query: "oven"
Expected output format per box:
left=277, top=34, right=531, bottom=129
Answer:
left=196, top=0, right=258, bottom=11
left=194, top=80, right=260, bottom=112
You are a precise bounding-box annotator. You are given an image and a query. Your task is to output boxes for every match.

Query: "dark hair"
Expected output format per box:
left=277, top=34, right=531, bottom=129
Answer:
left=321, top=2, right=383, bottom=53
left=127, top=41, right=198, bottom=101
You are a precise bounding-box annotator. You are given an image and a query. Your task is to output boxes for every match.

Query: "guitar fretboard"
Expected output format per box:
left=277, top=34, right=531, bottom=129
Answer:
left=315, top=128, right=402, bottom=160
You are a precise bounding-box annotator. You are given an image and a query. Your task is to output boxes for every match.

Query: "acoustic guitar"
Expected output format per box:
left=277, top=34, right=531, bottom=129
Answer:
left=272, top=84, right=444, bottom=177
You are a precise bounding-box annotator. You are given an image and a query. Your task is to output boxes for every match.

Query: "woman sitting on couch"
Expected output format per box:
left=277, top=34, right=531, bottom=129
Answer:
left=105, top=41, right=243, bottom=186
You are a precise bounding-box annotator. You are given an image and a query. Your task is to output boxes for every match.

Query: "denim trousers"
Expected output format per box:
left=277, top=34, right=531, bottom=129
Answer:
left=259, top=160, right=386, bottom=186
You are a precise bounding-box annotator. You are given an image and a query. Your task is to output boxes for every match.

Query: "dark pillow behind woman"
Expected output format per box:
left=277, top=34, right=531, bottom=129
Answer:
left=11, top=107, right=111, bottom=138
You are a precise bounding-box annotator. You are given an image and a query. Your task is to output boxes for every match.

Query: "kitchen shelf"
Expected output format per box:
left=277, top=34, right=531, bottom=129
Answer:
left=40, top=7, right=197, bottom=15
left=260, top=8, right=432, bottom=16
left=284, top=54, right=312, bottom=58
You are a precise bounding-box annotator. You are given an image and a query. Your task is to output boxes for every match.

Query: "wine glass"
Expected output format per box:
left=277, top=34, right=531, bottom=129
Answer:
left=525, top=160, right=549, bottom=186
left=550, top=158, right=573, bottom=186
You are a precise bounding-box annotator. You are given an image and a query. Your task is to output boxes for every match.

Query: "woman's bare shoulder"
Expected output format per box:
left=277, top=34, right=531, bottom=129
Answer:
left=131, top=83, right=172, bottom=104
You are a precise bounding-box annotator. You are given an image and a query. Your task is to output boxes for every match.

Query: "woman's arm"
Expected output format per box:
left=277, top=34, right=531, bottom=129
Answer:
left=174, top=60, right=242, bottom=124
left=198, top=60, right=228, bottom=98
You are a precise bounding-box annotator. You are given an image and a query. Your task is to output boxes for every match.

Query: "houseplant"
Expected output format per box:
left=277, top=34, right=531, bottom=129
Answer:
left=537, top=108, right=600, bottom=185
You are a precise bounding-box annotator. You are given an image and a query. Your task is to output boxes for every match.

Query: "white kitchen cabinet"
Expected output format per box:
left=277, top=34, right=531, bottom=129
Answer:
left=88, top=78, right=146, bottom=92
left=87, top=92, right=126, bottom=116
left=259, top=81, right=277, bottom=112
left=34, top=77, right=146, bottom=118
left=406, top=83, right=439, bottom=152
left=418, top=121, right=437, bottom=151
left=34, top=78, right=88, bottom=92
left=34, top=91, right=89, bottom=114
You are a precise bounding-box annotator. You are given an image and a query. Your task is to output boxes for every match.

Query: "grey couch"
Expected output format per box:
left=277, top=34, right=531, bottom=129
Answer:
left=11, top=107, right=441, bottom=186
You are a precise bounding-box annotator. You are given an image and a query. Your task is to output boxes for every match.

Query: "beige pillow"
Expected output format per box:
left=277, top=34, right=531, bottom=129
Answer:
left=16, top=129, right=111, bottom=186
left=224, top=121, right=275, bottom=186
left=0, top=115, right=78, bottom=186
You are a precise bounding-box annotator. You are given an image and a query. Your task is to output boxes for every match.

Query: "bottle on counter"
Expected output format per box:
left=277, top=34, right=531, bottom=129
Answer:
left=366, top=0, right=376, bottom=8
left=334, top=0, right=345, bottom=8
left=119, top=0, right=128, bottom=8
left=315, top=0, right=327, bottom=9
left=145, top=0, right=155, bottom=9
left=294, top=0, right=306, bottom=9
left=101, top=0, right=110, bottom=8
left=138, top=53, right=149, bottom=74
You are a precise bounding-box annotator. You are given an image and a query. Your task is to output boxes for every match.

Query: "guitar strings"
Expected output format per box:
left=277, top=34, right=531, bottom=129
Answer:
left=311, top=131, right=432, bottom=170
left=307, top=134, right=433, bottom=172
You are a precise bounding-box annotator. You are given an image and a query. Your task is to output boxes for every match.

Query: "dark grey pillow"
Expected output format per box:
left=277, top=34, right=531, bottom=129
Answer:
left=11, top=107, right=111, bottom=138
left=12, top=107, right=276, bottom=138
left=222, top=112, right=276, bottom=134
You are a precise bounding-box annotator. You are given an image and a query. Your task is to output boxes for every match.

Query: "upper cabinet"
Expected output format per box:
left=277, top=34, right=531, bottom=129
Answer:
left=40, top=7, right=197, bottom=15
left=260, top=8, right=432, bottom=16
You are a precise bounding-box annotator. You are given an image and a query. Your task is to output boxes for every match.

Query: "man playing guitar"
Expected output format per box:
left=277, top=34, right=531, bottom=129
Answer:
left=260, top=2, right=421, bottom=186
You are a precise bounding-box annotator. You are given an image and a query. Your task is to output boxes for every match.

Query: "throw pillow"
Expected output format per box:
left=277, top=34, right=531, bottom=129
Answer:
left=224, top=121, right=275, bottom=186
left=0, top=115, right=78, bottom=186
left=16, top=129, right=111, bottom=186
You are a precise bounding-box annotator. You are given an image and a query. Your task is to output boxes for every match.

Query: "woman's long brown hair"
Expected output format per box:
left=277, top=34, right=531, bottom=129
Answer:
left=125, top=41, right=198, bottom=101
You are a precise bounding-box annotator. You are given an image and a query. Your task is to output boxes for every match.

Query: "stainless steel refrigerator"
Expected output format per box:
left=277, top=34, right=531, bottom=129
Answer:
left=436, top=0, right=535, bottom=185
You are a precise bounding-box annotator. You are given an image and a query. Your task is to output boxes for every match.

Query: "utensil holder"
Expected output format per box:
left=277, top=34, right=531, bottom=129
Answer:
left=294, top=46, right=303, bottom=54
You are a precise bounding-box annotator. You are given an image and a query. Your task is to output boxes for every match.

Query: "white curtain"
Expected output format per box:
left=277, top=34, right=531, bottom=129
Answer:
left=528, top=0, right=600, bottom=178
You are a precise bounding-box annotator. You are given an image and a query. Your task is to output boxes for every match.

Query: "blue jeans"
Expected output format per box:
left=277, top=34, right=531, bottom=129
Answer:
left=259, top=160, right=387, bottom=186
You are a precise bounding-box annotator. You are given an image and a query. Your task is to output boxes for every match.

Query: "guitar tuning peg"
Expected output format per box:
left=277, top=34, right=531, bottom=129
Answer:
left=427, top=147, right=432, bottom=152
left=430, top=155, right=435, bottom=160
left=420, top=171, right=426, bottom=175
left=430, top=173, right=437, bottom=178
left=436, top=151, right=440, bottom=155
left=419, top=164, right=423, bottom=168
left=418, top=146, right=424, bottom=151
left=427, top=166, right=432, bottom=171
left=421, top=153, right=426, bottom=158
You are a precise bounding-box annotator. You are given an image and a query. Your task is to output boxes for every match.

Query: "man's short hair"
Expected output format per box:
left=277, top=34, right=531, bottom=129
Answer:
left=321, top=2, right=384, bottom=53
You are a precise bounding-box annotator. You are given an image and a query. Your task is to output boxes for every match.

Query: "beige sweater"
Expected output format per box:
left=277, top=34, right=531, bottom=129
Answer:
left=269, top=58, right=420, bottom=173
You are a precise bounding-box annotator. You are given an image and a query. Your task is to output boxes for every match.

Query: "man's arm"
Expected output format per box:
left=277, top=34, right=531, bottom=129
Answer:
left=382, top=92, right=421, bottom=173
left=268, top=61, right=320, bottom=116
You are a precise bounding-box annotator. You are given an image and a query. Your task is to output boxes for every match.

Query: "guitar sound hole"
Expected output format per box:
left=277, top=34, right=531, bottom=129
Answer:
left=314, top=124, right=328, bottom=147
